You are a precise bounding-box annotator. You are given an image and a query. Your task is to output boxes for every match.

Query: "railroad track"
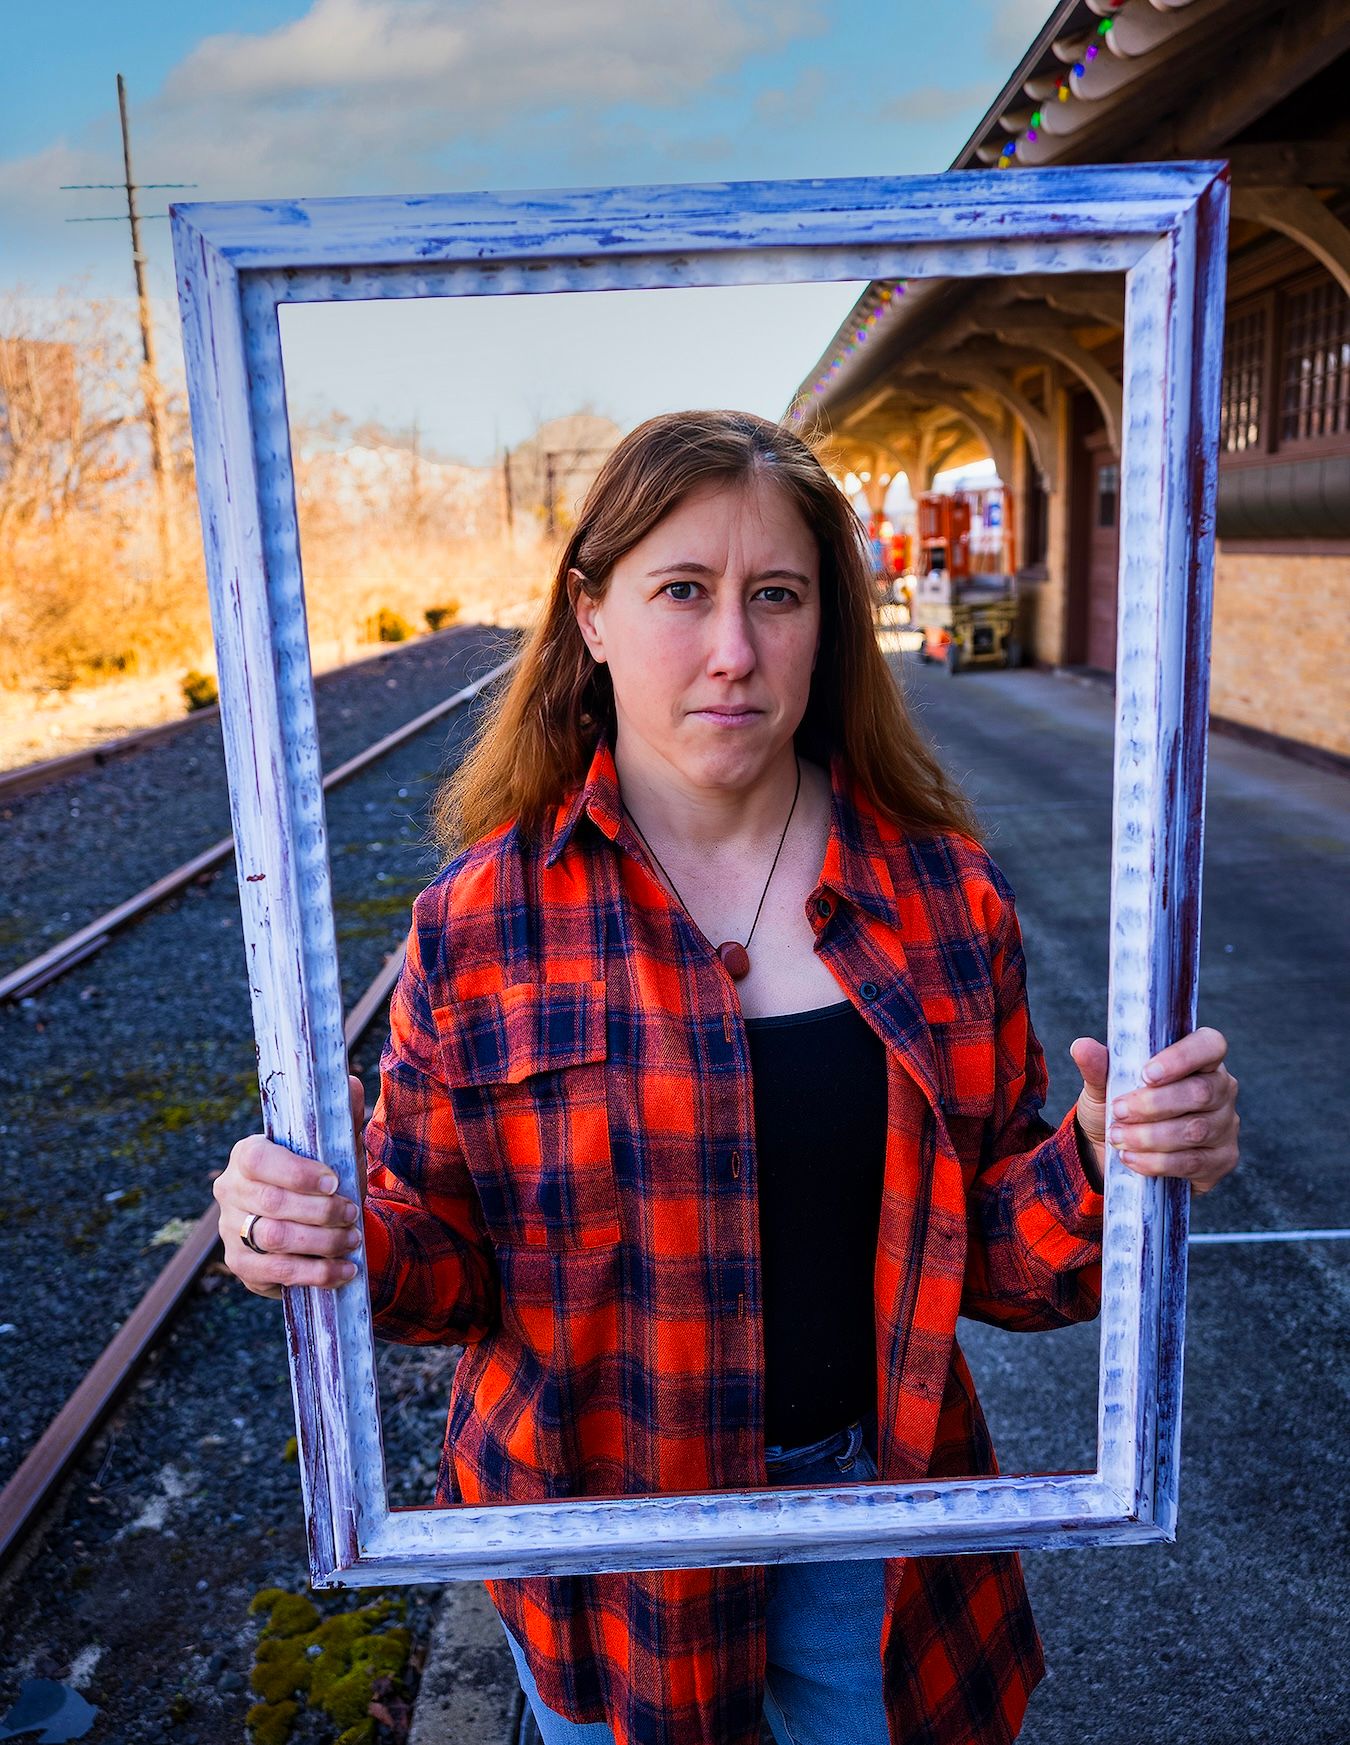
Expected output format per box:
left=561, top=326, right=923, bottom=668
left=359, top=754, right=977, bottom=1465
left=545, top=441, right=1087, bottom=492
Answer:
left=0, top=637, right=519, bottom=1575
left=0, top=940, right=409, bottom=1570
left=0, top=654, right=518, bottom=1003
left=0, top=627, right=474, bottom=806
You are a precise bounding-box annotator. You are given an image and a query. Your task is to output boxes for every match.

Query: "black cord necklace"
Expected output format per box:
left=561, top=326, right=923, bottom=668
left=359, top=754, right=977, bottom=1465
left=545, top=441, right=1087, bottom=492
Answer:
left=621, top=756, right=802, bottom=982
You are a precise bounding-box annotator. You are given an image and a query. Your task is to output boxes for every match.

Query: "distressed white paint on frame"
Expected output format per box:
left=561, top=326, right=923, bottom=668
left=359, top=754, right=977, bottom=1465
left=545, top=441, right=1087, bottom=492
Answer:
left=170, top=165, right=1230, bottom=1587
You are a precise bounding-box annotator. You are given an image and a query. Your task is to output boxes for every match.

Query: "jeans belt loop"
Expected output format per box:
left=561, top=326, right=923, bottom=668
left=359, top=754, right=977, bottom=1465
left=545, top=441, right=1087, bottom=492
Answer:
left=835, top=1419, right=864, bottom=1471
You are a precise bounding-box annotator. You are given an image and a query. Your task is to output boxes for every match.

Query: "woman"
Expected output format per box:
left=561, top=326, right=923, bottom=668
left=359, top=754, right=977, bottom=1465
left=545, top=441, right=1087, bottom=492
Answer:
left=215, top=410, right=1240, bottom=1745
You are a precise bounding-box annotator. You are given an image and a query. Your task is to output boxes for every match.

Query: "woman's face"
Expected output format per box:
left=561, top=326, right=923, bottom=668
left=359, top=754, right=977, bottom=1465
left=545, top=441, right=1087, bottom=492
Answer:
left=572, top=474, right=822, bottom=796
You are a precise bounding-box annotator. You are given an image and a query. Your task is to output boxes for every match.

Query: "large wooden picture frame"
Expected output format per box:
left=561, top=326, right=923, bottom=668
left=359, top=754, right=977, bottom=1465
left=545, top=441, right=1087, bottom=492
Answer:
left=170, top=163, right=1228, bottom=1588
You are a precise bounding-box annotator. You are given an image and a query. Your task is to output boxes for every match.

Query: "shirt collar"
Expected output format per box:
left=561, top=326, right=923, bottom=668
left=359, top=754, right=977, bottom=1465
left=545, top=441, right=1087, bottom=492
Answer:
left=545, top=730, right=626, bottom=864
left=817, top=752, right=898, bottom=924
left=545, top=732, right=896, bottom=925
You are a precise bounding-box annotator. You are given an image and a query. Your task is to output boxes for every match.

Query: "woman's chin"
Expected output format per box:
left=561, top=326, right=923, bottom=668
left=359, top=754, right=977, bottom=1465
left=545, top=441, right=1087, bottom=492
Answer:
left=675, top=731, right=789, bottom=794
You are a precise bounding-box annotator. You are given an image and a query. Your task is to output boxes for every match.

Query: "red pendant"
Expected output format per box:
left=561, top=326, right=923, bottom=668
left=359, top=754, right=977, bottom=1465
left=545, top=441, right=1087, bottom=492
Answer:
left=717, top=941, right=751, bottom=980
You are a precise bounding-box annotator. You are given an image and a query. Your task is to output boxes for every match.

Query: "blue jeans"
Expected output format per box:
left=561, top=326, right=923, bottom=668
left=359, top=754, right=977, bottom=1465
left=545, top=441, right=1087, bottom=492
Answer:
left=500, top=1417, right=889, bottom=1745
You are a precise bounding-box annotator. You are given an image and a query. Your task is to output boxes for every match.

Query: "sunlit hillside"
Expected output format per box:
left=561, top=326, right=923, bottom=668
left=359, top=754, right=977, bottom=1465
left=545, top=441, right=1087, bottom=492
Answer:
left=0, top=293, right=619, bottom=768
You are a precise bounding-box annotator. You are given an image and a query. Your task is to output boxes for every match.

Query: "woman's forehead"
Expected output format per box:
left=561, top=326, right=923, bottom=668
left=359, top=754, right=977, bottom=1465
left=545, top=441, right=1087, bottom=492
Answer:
left=638, top=475, right=817, bottom=557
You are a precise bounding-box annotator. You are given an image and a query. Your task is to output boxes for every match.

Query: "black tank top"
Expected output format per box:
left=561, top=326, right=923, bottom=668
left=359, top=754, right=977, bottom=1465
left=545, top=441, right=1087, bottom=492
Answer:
left=743, top=997, right=889, bottom=1447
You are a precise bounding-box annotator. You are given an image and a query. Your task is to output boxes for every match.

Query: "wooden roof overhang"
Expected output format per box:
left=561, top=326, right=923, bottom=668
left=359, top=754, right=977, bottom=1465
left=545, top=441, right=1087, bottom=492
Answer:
left=796, top=0, right=1350, bottom=478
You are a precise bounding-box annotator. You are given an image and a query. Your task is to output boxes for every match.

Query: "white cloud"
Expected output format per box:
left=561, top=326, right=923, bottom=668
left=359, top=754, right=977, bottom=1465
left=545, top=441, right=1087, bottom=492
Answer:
left=0, top=0, right=828, bottom=231
left=752, top=65, right=829, bottom=125
left=165, top=0, right=471, bottom=101
left=155, top=0, right=828, bottom=168
left=164, top=0, right=824, bottom=109
left=986, top=0, right=1054, bottom=66
left=880, top=80, right=992, bottom=127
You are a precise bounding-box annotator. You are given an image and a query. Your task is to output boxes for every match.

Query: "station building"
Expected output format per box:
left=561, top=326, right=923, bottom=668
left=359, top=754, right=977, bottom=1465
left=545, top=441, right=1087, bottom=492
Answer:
left=796, top=0, right=1350, bottom=767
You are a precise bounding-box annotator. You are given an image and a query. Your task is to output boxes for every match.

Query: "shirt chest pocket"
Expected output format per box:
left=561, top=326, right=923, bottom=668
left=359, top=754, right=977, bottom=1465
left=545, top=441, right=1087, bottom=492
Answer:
left=928, top=1014, right=996, bottom=1177
left=435, top=979, right=620, bottom=1252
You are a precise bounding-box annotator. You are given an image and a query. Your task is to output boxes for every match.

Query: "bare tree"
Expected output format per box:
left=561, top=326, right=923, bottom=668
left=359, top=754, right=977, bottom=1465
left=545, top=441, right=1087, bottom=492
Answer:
left=0, top=289, right=140, bottom=544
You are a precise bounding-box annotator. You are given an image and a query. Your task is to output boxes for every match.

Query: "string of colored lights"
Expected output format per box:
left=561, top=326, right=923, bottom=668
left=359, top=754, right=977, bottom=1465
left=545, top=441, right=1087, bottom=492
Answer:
left=997, top=2, right=1127, bottom=168
left=798, top=4, right=1137, bottom=407
left=794, top=281, right=910, bottom=414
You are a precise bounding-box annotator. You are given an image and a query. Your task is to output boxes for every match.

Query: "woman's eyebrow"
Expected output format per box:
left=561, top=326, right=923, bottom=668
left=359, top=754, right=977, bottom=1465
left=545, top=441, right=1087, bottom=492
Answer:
left=646, top=561, right=814, bottom=585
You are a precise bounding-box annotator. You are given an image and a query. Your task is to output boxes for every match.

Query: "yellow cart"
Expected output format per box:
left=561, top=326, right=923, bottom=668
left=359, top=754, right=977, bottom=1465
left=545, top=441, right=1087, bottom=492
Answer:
left=913, top=571, right=1021, bottom=674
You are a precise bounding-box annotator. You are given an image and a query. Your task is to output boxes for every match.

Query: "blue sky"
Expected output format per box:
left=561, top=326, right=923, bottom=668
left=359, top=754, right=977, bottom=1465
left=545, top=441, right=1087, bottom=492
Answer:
left=1, top=0, right=1045, bottom=463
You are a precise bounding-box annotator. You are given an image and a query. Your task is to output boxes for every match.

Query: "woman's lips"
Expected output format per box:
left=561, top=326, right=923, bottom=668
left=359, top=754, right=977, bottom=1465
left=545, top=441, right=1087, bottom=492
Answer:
left=691, top=708, right=763, bottom=726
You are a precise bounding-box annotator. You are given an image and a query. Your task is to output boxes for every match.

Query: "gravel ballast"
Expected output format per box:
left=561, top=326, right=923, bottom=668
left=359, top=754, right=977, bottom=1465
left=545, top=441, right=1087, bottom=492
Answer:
left=0, top=622, right=520, bottom=1744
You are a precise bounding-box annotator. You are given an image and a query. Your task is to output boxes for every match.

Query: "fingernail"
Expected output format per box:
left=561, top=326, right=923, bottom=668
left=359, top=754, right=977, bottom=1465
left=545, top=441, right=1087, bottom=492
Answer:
left=1107, top=1125, right=1123, bottom=1144
left=1142, top=1062, right=1161, bottom=1083
left=1111, top=1098, right=1128, bottom=1119
left=340, top=1262, right=357, bottom=1279
left=342, top=1202, right=359, bottom=1224
left=344, top=1230, right=360, bottom=1250
left=320, top=1175, right=338, bottom=1194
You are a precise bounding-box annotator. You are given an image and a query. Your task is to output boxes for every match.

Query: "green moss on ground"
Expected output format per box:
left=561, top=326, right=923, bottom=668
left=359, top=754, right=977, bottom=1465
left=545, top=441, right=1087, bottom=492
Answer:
left=245, top=1587, right=411, bottom=1745
left=246, top=1697, right=299, bottom=1745
left=332, top=887, right=422, bottom=945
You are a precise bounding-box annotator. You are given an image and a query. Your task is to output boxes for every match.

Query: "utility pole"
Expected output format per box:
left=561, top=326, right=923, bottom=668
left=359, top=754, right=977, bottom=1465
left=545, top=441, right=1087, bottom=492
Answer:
left=117, top=74, right=175, bottom=585
left=407, top=415, right=424, bottom=539
left=62, top=76, right=194, bottom=590
left=502, top=448, right=515, bottom=537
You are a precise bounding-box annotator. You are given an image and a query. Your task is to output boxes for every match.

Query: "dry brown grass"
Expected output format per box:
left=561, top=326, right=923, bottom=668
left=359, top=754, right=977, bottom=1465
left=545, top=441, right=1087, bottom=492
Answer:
left=0, top=289, right=581, bottom=767
left=0, top=506, right=556, bottom=769
left=0, top=490, right=556, bottom=698
left=1, top=401, right=556, bottom=705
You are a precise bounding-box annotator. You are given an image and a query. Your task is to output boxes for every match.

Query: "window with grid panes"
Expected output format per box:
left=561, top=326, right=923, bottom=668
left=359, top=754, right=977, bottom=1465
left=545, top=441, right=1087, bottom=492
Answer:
left=1280, top=278, right=1350, bottom=445
left=1220, top=304, right=1267, bottom=454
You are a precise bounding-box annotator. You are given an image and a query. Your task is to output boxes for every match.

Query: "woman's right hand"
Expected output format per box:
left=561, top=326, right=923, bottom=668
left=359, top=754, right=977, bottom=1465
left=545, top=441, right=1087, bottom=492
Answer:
left=214, top=1073, right=367, bottom=1300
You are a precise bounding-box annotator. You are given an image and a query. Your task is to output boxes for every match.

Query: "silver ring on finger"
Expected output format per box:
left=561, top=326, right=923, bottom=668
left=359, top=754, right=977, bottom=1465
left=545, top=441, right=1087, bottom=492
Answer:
left=240, top=1212, right=268, bottom=1255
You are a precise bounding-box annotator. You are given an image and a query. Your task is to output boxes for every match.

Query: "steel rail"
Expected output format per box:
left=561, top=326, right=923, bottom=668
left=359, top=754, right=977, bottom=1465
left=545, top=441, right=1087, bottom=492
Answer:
left=0, top=708, right=223, bottom=803
left=0, top=655, right=517, bottom=1003
left=0, top=624, right=480, bottom=804
left=0, top=943, right=409, bottom=1572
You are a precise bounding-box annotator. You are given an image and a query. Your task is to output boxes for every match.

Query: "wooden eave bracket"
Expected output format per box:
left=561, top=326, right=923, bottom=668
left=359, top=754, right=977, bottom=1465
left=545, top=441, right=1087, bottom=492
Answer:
left=1229, top=183, right=1350, bottom=299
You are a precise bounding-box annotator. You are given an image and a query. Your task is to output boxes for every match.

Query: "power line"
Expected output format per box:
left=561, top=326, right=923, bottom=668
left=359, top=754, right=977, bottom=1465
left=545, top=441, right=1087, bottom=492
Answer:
left=57, top=74, right=193, bottom=583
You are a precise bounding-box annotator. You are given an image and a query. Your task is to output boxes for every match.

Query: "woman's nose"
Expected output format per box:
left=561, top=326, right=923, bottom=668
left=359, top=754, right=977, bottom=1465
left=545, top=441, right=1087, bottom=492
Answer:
left=705, top=601, right=756, bottom=678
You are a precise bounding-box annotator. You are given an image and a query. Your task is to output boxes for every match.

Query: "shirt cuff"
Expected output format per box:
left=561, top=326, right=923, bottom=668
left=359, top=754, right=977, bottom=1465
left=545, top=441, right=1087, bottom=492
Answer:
left=360, top=1202, right=392, bottom=1300
left=1053, top=1104, right=1106, bottom=1231
left=1014, top=1106, right=1105, bottom=1268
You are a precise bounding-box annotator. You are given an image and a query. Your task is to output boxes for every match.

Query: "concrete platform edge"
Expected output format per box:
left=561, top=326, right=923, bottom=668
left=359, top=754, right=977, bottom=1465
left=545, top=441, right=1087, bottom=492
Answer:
left=409, top=1580, right=526, bottom=1745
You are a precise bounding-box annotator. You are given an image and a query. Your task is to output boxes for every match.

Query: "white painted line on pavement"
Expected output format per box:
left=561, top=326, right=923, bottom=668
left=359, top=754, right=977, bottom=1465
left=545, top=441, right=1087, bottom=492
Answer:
left=1189, top=1229, right=1350, bottom=1246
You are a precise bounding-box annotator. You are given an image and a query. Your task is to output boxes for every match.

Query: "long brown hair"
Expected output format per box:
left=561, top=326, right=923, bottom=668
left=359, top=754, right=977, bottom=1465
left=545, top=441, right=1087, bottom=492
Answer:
left=432, top=409, right=980, bottom=859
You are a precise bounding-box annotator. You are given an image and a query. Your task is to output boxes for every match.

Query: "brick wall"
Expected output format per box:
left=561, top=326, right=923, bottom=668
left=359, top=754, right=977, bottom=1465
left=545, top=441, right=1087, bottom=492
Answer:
left=1211, top=548, right=1350, bottom=759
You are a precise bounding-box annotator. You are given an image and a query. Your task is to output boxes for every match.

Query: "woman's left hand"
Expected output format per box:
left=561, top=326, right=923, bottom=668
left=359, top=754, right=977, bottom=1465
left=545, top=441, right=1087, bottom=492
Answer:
left=1069, top=1026, right=1240, bottom=1195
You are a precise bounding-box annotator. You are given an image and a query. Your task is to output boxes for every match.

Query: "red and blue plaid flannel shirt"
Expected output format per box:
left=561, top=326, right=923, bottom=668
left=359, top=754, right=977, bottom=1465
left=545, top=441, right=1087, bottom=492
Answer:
left=362, top=730, right=1103, bottom=1745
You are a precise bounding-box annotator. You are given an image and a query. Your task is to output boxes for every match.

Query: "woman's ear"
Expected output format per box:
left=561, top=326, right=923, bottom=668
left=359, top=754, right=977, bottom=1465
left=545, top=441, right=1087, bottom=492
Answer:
left=570, top=568, right=606, bottom=664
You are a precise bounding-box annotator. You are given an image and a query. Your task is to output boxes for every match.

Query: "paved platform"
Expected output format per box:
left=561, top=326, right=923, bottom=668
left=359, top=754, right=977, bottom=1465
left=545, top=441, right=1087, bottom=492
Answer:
left=412, top=656, right=1349, bottom=1744
left=408, top=1581, right=527, bottom=1745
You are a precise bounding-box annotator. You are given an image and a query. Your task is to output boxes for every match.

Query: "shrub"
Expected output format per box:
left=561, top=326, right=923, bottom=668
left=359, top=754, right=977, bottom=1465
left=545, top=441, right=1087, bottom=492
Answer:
left=370, top=607, right=414, bottom=643
left=182, top=670, right=219, bottom=712
left=84, top=649, right=139, bottom=680
left=423, top=601, right=460, bottom=632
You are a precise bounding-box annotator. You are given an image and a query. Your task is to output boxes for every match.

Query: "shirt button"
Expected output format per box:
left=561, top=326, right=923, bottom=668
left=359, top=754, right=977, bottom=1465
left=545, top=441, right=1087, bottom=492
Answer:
left=730, top=1150, right=741, bottom=1179
left=815, top=898, right=832, bottom=919
left=860, top=980, right=879, bottom=1001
